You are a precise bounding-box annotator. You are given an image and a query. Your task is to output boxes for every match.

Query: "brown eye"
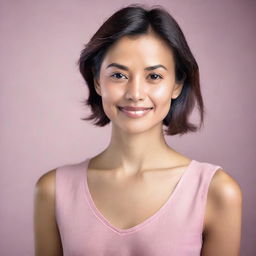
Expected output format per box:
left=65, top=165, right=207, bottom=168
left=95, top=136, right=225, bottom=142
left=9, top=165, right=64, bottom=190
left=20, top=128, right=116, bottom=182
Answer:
left=111, top=72, right=127, bottom=79
left=149, top=73, right=163, bottom=80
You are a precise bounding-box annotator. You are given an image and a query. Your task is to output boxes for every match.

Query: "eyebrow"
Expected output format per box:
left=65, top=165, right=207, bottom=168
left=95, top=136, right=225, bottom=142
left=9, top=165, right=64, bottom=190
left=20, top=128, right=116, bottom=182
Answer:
left=106, top=62, right=168, bottom=71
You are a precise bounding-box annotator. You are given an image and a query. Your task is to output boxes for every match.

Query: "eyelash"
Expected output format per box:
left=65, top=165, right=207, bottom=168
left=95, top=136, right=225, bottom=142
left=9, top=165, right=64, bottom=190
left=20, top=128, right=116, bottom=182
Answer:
left=110, top=72, right=163, bottom=80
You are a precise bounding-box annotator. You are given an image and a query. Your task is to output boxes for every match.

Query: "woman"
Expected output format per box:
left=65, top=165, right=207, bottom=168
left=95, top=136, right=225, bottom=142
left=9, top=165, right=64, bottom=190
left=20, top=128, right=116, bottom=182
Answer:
left=34, top=4, right=242, bottom=256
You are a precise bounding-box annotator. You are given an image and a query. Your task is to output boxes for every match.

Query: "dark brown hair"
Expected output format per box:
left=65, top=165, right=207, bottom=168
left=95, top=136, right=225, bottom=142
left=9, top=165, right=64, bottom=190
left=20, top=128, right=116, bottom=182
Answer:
left=78, top=3, right=204, bottom=136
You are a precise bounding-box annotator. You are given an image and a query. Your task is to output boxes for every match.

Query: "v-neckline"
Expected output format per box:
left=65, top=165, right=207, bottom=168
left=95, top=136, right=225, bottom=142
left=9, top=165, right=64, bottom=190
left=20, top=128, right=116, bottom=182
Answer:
left=83, top=157, right=195, bottom=235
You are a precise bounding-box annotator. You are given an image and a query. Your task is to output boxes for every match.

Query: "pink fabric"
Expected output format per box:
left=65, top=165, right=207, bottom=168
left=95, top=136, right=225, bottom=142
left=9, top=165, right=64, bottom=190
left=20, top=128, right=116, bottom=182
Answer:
left=55, top=158, right=222, bottom=255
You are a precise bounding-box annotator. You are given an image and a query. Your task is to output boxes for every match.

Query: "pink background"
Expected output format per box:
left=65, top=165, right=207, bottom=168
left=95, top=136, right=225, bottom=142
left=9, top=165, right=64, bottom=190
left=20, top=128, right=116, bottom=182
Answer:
left=1, top=0, right=255, bottom=255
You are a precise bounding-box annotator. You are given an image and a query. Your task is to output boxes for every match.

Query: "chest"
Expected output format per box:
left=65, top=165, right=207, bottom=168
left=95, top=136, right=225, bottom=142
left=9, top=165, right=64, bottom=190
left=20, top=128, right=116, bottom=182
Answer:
left=86, top=167, right=187, bottom=230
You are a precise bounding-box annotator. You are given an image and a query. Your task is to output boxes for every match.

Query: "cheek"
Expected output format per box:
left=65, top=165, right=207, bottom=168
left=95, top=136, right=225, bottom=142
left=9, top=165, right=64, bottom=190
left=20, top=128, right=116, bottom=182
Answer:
left=101, top=87, right=122, bottom=104
left=101, top=84, right=122, bottom=104
left=152, top=84, right=173, bottom=104
left=100, top=85, right=123, bottom=117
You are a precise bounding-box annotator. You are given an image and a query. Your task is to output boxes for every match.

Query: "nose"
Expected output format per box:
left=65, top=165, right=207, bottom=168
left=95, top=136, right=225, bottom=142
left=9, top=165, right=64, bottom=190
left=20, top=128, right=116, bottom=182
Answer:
left=124, top=76, right=146, bottom=101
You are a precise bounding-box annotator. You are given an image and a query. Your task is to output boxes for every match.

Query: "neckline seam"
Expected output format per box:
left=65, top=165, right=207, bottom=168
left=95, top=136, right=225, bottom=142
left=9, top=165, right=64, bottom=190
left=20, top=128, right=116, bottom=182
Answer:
left=82, top=157, right=195, bottom=235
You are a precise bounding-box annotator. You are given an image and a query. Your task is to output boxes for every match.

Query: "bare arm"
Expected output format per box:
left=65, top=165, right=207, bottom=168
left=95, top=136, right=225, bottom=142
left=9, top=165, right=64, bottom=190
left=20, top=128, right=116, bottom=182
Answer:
left=33, top=169, right=63, bottom=256
left=201, top=169, right=243, bottom=256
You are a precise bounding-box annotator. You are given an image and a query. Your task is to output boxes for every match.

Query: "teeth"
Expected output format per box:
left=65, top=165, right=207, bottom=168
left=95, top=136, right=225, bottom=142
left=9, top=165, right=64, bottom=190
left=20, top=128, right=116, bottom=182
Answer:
left=122, top=109, right=151, bottom=115
left=118, top=107, right=152, bottom=115
left=128, top=110, right=145, bottom=114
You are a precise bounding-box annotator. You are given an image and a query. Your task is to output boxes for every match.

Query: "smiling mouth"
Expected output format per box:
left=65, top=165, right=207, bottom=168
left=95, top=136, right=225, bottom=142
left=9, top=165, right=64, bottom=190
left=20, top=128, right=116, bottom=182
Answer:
left=117, top=106, right=153, bottom=118
left=117, top=106, right=154, bottom=110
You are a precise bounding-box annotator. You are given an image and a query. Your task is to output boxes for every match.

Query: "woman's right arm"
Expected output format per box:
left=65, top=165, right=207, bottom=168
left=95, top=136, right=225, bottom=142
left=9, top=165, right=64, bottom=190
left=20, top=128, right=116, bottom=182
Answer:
left=33, top=169, right=63, bottom=256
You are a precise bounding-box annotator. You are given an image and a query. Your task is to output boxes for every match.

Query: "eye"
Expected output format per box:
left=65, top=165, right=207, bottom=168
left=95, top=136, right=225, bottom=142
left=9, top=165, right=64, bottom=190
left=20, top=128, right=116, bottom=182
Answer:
left=110, top=72, right=163, bottom=81
left=110, top=72, right=127, bottom=80
left=148, top=73, right=163, bottom=80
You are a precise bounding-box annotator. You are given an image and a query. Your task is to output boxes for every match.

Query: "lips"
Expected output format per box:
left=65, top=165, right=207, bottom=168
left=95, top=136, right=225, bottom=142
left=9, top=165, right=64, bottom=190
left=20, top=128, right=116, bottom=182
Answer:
left=117, top=105, right=153, bottom=118
left=118, top=106, right=153, bottom=111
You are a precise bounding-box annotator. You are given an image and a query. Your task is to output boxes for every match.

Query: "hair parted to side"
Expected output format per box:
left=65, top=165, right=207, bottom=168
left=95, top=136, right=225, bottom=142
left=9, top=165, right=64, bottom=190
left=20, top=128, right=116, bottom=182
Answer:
left=77, top=3, right=204, bottom=136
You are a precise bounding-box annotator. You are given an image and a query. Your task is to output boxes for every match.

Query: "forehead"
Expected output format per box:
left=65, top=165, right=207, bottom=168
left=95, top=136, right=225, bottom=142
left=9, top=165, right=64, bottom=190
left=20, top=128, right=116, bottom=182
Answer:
left=101, top=31, right=175, bottom=68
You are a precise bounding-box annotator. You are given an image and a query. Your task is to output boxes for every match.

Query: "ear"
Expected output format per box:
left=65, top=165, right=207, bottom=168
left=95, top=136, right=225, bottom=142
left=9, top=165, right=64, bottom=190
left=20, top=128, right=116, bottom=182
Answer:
left=94, top=78, right=101, bottom=96
left=171, top=81, right=184, bottom=99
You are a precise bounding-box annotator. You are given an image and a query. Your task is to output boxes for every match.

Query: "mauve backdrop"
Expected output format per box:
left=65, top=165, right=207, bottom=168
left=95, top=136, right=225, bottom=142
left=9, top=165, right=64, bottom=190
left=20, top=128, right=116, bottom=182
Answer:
left=0, top=0, right=255, bottom=255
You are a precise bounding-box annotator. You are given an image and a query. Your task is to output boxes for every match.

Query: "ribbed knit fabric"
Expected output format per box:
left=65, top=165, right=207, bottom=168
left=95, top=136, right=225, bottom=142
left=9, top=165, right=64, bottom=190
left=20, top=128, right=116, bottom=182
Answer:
left=55, top=158, right=222, bottom=256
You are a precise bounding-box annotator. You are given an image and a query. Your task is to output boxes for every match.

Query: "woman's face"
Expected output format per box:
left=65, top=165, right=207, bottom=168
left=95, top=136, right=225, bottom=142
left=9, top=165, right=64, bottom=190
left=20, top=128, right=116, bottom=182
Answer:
left=94, top=31, right=183, bottom=134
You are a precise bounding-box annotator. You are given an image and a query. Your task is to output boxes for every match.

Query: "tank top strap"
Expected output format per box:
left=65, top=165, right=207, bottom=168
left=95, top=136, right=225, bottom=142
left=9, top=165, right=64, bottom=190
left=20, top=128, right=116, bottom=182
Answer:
left=164, top=159, right=223, bottom=236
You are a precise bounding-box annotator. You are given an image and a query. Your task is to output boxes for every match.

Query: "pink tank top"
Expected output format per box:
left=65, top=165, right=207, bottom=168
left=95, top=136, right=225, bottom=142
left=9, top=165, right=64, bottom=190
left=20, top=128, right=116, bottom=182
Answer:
left=55, top=158, right=222, bottom=255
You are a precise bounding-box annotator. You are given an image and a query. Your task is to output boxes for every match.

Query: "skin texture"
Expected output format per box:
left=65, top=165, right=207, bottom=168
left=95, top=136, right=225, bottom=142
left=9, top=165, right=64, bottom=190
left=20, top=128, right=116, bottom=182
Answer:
left=201, top=170, right=242, bottom=256
left=34, top=30, right=242, bottom=255
left=34, top=169, right=63, bottom=256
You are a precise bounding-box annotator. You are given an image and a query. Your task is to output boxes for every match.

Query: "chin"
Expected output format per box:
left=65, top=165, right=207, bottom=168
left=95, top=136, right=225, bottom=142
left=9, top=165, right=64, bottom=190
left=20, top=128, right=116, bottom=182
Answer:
left=113, top=120, right=162, bottom=135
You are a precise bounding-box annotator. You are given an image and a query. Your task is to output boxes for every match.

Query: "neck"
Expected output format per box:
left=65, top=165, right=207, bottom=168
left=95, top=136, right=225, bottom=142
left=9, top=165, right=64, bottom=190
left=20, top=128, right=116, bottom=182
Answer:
left=99, top=122, right=177, bottom=176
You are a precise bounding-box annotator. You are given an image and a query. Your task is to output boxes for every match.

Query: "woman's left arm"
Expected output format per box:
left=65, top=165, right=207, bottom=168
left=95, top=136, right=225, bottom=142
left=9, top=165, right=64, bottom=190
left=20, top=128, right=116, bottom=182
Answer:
left=201, top=169, right=243, bottom=256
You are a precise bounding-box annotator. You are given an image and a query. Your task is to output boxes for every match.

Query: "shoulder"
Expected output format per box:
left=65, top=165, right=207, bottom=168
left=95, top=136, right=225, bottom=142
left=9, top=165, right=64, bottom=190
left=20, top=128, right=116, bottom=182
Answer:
left=209, top=168, right=243, bottom=207
left=202, top=168, right=243, bottom=254
left=205, top=168, right=243, bottom=233
left=34, top=169, right=63, bottom=255
left=34, top=169, right=57, bottom=199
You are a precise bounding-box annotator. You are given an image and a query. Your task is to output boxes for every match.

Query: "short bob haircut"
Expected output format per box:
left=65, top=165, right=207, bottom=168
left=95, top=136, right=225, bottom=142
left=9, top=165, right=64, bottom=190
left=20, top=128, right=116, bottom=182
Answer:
left=78, top=3, right=204, bottom=136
